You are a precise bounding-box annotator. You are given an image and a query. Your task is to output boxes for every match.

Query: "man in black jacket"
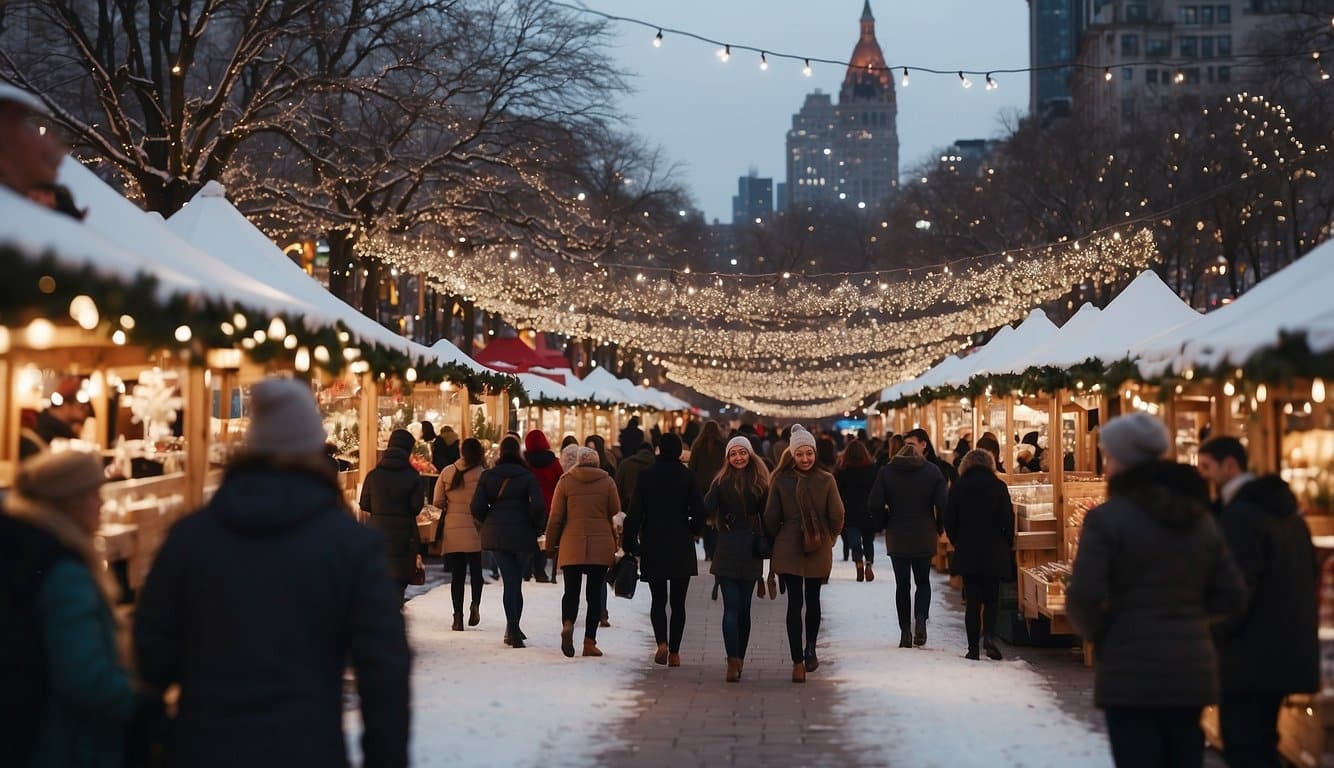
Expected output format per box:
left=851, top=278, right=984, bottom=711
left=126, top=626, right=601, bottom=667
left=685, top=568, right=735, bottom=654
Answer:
left=1199, top=436, right=1319, bottom=768
left=135, top=378, right=410, bottom=768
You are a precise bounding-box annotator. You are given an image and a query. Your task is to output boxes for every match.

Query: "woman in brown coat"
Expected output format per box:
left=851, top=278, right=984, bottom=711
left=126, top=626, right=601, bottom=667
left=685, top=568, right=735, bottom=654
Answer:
left=763, top=425, right=845, bottom=683
left=545, top=448, right=620, bottom=658
left=435, top=437, right=486, bottom=631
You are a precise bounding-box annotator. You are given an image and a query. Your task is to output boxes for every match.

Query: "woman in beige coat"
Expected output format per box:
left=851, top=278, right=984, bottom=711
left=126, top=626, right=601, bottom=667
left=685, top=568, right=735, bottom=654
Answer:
left=435, top=437, right=486, bottom=631
left=545, top=447, right=620, bottom=658
left=763, top=425, right=845, bottom=683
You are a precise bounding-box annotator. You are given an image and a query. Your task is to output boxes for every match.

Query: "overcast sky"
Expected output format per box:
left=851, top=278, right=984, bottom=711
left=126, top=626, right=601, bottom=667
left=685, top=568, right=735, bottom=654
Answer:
left=578, top=0, right=1032, bottom=222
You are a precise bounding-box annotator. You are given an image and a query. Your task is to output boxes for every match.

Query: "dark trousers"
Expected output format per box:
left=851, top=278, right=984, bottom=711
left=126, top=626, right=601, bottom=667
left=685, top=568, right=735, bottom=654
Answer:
left=889, top=555, right=933, bottom=628
left=648, top=577, right=690, bottom=653
left=529, top=550, right=550, bottom=581
left=446, top=552, right=483, bottom=615
left=1103, top=707, right=1204, bottom=768
left=702, top=527, right=718, bottom=560
left=780, top=575, right=823, bottom=663
left=961, top=572, right=1000, bottom=650
left=1219, top=691, right=1285, bottom=768
left=844, top=527, right=876, bottom=564
left=561, top=565, right=608, bottom=641
left=718, top=577, right=754, bottom=660
left=492, top=551, right=532, bottom=631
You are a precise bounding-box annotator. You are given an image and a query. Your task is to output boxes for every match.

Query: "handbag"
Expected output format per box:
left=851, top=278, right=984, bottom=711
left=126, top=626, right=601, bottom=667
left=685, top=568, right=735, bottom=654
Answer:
left=612, top=553, right=639, bottom=599
left=750, top=515, right=773, bottom=558
left=409, top=554, right=426, bottom=585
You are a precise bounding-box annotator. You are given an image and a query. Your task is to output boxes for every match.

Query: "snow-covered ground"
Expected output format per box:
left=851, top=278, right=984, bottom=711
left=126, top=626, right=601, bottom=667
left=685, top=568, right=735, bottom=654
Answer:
left=821, top=558, right=1113, bottom=768
left=402, top=569, right=656, bottom=767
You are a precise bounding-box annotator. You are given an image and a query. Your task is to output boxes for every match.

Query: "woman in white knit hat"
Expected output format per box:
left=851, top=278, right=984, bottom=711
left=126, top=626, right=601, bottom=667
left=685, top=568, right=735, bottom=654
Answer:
left=763, top=425, right=846, bottom=683
left=703, top=435, right=772, bottom=682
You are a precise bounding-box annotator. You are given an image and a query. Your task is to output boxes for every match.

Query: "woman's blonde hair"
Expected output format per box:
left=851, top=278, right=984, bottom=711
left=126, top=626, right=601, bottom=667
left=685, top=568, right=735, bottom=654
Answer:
left=712, top=440, right=771, bottom=498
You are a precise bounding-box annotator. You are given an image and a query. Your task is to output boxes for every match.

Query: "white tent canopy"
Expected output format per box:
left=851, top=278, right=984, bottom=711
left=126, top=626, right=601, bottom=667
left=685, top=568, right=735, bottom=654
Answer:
left=516, top=372, right=582, bottom=404
left=167, top=181, right=444, bottom=366
left=528, top=367, right=617, bottom=406
left=1137, top=239, right=1334, bottom=377
left=62, top=162, right=307, bottom=319
left=582, top=367, right=650, bottom=408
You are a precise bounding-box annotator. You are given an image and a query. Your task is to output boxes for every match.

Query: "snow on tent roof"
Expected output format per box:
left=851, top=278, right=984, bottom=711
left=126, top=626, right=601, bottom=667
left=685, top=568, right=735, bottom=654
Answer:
left=1000, top=303, right=1104, bottom=373
left=896, top=353, right=973, bottom=400
left=582, top=367, right=648, bottom=407
left=1136, top=238, right=1334, bottom=377
left=516, top=372, right=581, bottom=404
left=0, top=185, right=199, bottom=300
left=955, top=304, right=1056, bottom=378
left=166, top=181, right=451, bottom=367
left=61, top=162, right=307, bottom=319
left=427, top=338, right=492, bottom=375
left=651, top=389, right=692, bottom=411
left=529, top=367, right=620, bottom=407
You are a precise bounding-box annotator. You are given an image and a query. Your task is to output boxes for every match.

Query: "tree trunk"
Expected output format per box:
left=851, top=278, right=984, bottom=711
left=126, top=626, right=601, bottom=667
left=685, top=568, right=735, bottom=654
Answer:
left=361, top=259, right=380, bottom=322
left=460, top=300, right=476, bottom=355
left=326, top=229, right=355, bottom=303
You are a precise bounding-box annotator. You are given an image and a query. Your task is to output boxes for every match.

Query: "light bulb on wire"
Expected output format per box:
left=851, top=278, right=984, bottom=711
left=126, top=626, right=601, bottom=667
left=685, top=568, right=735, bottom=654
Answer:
left=652, top=29, right=663, bottom=47
left=901, top=68, right=910, bottom=87
left=958, top=71, right=972, bottom=89
left=760, top=51, right=768, bottom=71
left=1104, top=67, right=1112, bottom=82
left=803, top=58, right=812, bottom=77
left=718, top=44, right=731, bottom=62
left=985, top=73, right=998, bottom=90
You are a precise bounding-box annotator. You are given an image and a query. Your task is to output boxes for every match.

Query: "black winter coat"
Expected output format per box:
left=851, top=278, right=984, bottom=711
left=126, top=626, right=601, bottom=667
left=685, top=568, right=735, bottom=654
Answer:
left=1216, top=475, right=1320, bottom=694
left=471, top=460, right=545, bottom=552
left=704, top=481, right=766, bottom=581
left=624, top=458, right=705, bottom=581
left=429, top=437, right=459, bottom=473
left=614, top=446, right=655, bottom=511
left=943, top=466, right=1014, bottom=576
left=868, top=453, right=947, bottom=558
left=0, top=514, right=78, bottom=765
left=360, top=447, right=425, bottom=584
left=1067, top=461, right=1246, bottom=709
left=835, top=463, right=879, bottom=532
left=134, top=464, right=410, bottom=768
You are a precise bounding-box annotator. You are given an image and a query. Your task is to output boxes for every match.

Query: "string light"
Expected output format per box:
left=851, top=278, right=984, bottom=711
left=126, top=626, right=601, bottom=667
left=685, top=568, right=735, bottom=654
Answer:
left=958, top=71, right=972, bottom=89
left=718, top=44, right=730, bottom=62
left=1104, top=67, right=1113, bottom=82
left=802, top=58, right=812, bottom=77
left=653, top=29, right=663, bottom=47
left=901, top=67, right=909, bottom=87
left=985, top=73, right=998, bottom=91
left=760, top=51, right=768, bottom=71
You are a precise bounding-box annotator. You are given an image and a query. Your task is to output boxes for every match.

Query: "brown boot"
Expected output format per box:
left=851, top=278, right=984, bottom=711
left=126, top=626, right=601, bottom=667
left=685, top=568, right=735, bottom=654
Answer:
left=767, top=572, right=778, bottom=600
left=654, top=643, right=669, bottom=665
left=726, top=657, right=741, bottom=683
left=560, top=621, right=576, bottom=658
left=792, top=662, right=806, bottom=683
left=756, top=578, right=766, bottom=599
left=667, top=652, right=681, bottom=668
left=865, top=562, right=875, bottom=582
left=737, top=659, right=744, bottom=677
left=855, top=561, right=865, bottom=582
left=582, top=638, right=603, bottom=657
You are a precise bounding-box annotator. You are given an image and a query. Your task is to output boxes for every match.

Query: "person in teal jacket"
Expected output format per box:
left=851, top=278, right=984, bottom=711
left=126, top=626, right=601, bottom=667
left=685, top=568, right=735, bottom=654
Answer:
left=3, top=450, right=136, bottom=767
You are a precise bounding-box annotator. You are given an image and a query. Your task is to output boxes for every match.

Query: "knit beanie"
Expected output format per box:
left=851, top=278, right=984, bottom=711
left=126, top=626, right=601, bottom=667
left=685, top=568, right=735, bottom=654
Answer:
left=246, top=378, right=327, bottom=457
left=16, top=450, right=105, bottom=503
left=1099, top=412, right=1171, bottom=469
left=560, top=443, right=582, bottom=472
left=388, top=429, right=416, bottom=453
left=788, top=424, right=817, bottom=453
left=725, top=435, right=753, bottom=456
left=658, top=433, right=683, bottom=461
left=577, top=447, right=600, bottom=467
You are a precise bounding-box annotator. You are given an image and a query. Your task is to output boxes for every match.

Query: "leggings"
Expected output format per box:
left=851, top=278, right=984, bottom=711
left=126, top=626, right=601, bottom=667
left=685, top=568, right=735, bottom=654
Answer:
left=962, top=573, right=999, bottom=649
left=561, top=565, right=608, bottom=641
left=780, top=575, right=823, bottom=663
left=648, top=577, right=691, bottom=653
left=446, top=552, right=483, bottom=615
left=889, top=555, right=932, bottom=628
left=844, top=527, right=877, bottom=564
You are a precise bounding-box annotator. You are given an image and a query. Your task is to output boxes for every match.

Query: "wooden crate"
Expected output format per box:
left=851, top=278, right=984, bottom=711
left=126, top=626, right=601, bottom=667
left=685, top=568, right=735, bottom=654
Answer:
left=1018, top=515, right=1058, bottom=533
left=1015, top=530, right=1058, bottom=550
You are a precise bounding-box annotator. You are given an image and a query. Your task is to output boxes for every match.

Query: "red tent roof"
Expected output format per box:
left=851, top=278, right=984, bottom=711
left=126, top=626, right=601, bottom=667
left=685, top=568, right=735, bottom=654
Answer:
left=474, top=336, right=566, bottom=374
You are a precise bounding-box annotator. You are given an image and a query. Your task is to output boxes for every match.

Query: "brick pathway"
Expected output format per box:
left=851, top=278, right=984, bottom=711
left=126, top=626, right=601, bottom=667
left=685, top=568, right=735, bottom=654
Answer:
left=597, top=569, right=877, bottom=768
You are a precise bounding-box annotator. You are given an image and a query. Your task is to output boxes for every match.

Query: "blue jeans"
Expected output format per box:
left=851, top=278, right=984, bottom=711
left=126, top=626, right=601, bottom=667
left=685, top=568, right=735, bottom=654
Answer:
left=718, top=577, right=754, bottom=660
left=492, top=551, right=532, bottom=630
left=844, top=527, right=876, bottom=563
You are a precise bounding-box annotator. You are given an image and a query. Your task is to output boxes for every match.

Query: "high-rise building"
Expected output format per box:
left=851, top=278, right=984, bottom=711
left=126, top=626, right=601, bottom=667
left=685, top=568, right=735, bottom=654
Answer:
left=732, top=173, right=774, bottom=225
left=1028, top=0, right=1091, bottom=121
left=785, top=1, right=899, bottom=209
left=1070, top=1, right=1304, bottom=132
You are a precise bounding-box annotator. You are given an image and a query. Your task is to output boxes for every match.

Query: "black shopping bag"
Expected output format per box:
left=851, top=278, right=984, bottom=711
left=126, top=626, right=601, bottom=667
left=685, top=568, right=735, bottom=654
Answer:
left=612, top=554, right=639, bottom=599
